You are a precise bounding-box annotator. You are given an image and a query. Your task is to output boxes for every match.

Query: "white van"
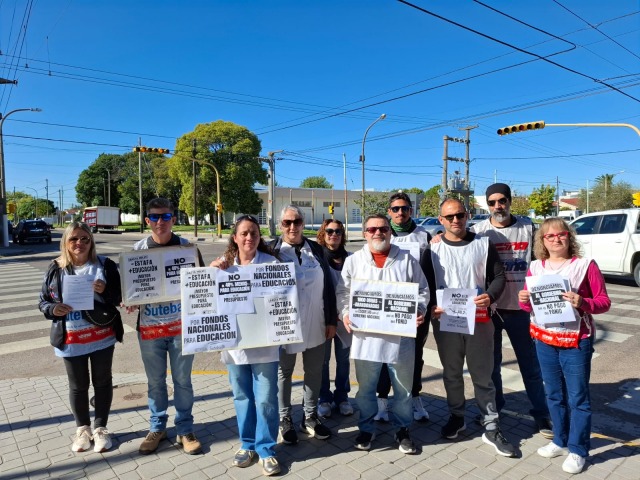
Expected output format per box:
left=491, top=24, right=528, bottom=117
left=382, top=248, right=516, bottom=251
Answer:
left=570, top=208, right=640, bottom=286
left=558, top=210, right=581, bottom=222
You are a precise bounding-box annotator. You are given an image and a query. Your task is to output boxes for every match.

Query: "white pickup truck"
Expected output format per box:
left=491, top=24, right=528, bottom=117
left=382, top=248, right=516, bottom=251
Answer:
left=570, top=208, right=640, bottom=286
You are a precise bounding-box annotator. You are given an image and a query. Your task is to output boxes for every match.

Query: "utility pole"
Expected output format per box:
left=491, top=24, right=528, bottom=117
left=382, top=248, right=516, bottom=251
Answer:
left=343, top=153, right=348, bottom=240
left=556, top=177, right=560, bottom=216
left=138, top=138, right=144, bottom=233
left=263, top=151, right=281, bottom=238
left=442, top=125, right=477, bottom=210
left=45, top=179, right=49, bottom=217
left=192, top=139, right=198, bottom=237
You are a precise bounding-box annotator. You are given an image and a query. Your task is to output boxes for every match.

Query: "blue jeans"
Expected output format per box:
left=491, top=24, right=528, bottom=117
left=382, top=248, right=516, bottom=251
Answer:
left=536, top=337, right=594, bottom=457
left=138, top=334, right=195, bottom=435
left=354, top=359, right=413, bottom=434
left=319, top=336, right=351, bottom=405
left=228, top=362, right=279, bottom=459
left=493, top=309, right=549, bottom=419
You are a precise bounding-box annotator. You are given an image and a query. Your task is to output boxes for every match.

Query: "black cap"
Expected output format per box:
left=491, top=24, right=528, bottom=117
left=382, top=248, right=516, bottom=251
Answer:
left=485, top=183, right=512, bottom=201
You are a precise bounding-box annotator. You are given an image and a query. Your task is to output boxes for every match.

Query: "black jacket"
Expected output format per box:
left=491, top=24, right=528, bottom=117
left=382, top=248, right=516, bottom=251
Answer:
left=39, top=256, right=124, bottom=346
left=268, top=236, right=338, bottom=327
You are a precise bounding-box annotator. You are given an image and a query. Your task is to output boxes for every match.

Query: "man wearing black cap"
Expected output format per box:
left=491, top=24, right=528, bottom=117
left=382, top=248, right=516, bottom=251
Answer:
left=471, top=183, right=552, bottom=438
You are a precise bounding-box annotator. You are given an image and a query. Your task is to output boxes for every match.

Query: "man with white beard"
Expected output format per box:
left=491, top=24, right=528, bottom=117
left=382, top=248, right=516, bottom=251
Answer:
left=336, top=214, right=429, bottom=454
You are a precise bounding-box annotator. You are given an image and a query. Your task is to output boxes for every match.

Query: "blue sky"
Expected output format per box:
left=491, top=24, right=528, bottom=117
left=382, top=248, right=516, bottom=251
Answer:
left=1, top=0, right=639, bottom=211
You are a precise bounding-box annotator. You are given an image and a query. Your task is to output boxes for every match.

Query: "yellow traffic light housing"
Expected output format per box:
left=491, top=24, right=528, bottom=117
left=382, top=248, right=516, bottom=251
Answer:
left=497, top=121, right=546, bottom=136
left=132, top=146, right=170, bottom=153
left=633, top=192, right=640, bottom=207
left=329, top=204, right=334, bottom=215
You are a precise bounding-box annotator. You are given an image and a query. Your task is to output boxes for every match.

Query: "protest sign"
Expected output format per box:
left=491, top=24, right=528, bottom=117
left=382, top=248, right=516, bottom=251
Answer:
left=526, top=274, right=575, bottom=324
left=437, top=288, right=477, bottom=334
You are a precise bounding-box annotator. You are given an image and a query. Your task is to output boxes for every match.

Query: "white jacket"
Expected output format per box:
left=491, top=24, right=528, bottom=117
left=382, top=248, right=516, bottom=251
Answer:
left=336, top=244, right=429, bottom=364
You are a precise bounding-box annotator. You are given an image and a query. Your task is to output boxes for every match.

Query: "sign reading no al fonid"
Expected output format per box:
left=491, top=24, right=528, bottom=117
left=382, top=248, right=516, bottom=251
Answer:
left=349, top=278, right=419, bottom=337
left=120, top=245, right=198, bottom=306
left=180, top=263, right=302, bottom=354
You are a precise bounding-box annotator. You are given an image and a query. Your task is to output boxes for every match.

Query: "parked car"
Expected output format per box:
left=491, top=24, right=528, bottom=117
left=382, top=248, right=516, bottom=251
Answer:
left=12, top=220, right=52, bottom=245
left=418, top=217, right=445, bottom=236
left=570, top=208, right=640, bottom=287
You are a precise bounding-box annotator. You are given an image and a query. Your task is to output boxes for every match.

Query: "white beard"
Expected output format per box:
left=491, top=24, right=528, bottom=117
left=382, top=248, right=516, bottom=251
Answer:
left=492, top=211, right=509, bottom=223
left=370, top=238, right=390, bottom=252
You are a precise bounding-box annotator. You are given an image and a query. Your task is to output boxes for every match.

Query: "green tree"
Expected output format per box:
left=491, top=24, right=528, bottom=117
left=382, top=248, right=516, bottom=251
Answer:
left=167, top=120, right=266, bottom=222
left=529, top=185, right=556, bottom=217
left=578, top=175, right=633, bottom=212
left=353, top=192, right=390, bottom=218
left=9, top=192, right=55, bottom=220
left=510, top=196, right=530, bottom=216
left=300, top=176, right=332, bottom=189
left=419, top=185, right=441, bottom=217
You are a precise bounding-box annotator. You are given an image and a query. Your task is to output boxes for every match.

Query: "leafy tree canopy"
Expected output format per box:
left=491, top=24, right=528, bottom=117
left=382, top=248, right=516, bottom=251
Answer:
left=353, top=192, right=391, bottom=218
left=419, top=185, right=441, bottom=217
left=578, top=176, right=634, bottom=212
left=529, top=184, right=556, bottom=217
left=510, top=196, right=530, bottom=216
left=300, top=176, right=333, bottom=189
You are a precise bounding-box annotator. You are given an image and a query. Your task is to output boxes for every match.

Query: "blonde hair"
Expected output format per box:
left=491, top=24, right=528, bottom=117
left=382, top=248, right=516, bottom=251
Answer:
left=533, top=217, right=582, bottom=260
left=56, top=222, right=97, bottom=268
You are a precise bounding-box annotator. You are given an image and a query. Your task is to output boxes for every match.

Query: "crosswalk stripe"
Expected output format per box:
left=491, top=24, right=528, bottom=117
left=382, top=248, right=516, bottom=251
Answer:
left=0, top=310, right=42, bottom=321
left=596, top=313, right=640, bottom=326
left=608, top=293, right=639, bottom=301
left=0, top=279, right=43, bottom=288
left=0, top=285, right=41, bottom=295
left=0, top=292, right=40, bottom=301
left=0, top=321, right=51, bottom=336
left=595, top=329, right=631, bottom=343
left=0, top=324, right=136, bottom=355
left=3, top=299, right=40, bottom=309
left=607, top=302, right=640, bottom=312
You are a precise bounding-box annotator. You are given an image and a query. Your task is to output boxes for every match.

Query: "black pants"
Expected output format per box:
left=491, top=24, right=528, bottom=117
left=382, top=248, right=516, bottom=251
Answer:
left=377, top=320, right=430, bottom=398
left=63, top=345, right=115, bottom=428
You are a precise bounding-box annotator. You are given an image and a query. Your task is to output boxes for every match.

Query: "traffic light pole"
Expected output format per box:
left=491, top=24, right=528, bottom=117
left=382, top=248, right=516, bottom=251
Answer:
left=545, top=123, right=640, bottom=137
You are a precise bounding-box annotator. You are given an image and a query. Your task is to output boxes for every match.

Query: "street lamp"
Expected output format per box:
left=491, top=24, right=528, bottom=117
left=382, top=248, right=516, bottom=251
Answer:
left=604, top=170, right=624, bottom=210
left=0, top=107, right=42, bottom=247
left=360, top=114, right=386, bottom=231
left=25, top=187, right=39, bottom=219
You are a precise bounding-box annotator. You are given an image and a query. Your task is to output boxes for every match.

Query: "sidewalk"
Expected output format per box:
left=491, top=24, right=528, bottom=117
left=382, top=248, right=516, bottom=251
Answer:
left=1, top=373, right=637, bottom=479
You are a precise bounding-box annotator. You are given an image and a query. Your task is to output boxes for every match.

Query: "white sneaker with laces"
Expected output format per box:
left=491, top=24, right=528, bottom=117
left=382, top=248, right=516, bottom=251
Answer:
left=71, top=425, right=92, bottom=452
left=412, top=396, right=429, bottom=422
left=537, top=442, right=568, bottom=458
left=562, top=453, right=586, bottom=474
left=318, top=402, right=332, bottom=418
left=93, top=427, right=112, bottom=453
left=373, top=398, right=389, bottom=422
left=339, top=401, right=354, bottom=416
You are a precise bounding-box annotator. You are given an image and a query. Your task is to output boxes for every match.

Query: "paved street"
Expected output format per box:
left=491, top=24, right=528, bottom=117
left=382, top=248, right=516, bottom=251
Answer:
left=1, top=232, right=639, bottom=478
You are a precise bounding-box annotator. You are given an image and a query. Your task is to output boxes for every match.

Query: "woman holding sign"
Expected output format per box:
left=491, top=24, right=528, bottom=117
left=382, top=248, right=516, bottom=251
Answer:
left=518, top=218, right=610, bottom=474
left=210, top=215, right=281, bottom=476
left=38, top=222, right=123, bottom=454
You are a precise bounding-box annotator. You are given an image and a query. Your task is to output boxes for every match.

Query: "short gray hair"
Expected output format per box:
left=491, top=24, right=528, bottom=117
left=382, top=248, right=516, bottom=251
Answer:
left=279, top=204, right=305, bottom=223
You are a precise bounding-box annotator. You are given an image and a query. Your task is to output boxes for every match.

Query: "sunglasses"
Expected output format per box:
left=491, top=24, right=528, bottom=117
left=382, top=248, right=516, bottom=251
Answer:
left=543, top=231, right=569, bottom=240
left=487, top=197, right=508, bottom=207
left=365, top=226, right=390, bottom=234
left=325, top=228, right=343, bottom=236
left=441, top=212, right=466, bottom=222
left=390, top=205, right=411, bottom=213
left=236, top=214, right=259, bottom=225
left=148, top=213, right=173, bottom=222
left=68, top=236, right=91, bottom=244
left=282, top=218, right=303, bottom=227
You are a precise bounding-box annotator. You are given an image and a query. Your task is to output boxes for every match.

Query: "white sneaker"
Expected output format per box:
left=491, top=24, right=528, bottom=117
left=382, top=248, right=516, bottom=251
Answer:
left=373, top=398, right=389, bottom=422
left=412, top=396, right=429, bottom=422
left=339, top=401, right=354, bottom=416
left=318, top=402, right=332, bottom=418
left=93, top=427, right=112, bottom=453
left=71, top=425, right=92, bottom=452
left=562, top=453, right=586, bottom=474
left=537, top=441, right=568, bottom=458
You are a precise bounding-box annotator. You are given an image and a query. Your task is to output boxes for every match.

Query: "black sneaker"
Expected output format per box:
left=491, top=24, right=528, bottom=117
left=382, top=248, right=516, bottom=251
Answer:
left=279, top=416, right=298, bottom=445
left=395, top=427, right=416, bottom=454
left=354, top=431, right=375, bottom=451
left=300, top=413, right=331, bottom=440
left=441, top=414, right=466, bottom=439
left=534, top=417, right=554, bottom=439
left=482, top=428, right=516, bottom=457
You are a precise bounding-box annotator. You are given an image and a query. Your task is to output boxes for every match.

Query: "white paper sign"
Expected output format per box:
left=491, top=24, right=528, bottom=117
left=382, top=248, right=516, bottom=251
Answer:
left=182, top=312, right=239, bottom=354
left=349, top=279, right=418, bottom=337
left=439, top=288, right=477, bottom=334
left=62, top=276, right=95, bottom=311
left=526, top=274, right=575, bottom=324
left=264, top=292, right=302, bottom=344
left=216, top=267, right=256, bottom=314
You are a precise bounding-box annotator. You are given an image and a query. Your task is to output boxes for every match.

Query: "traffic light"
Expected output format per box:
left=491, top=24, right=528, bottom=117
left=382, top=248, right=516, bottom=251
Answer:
left=216, top=203, right=223, bottom=213
left=7, top=203, right=16, bottom=214
left=132, top=146, right=170, bottom=154
left=497, top=121, right=545, bottom=136
left=329, top=204, right=334, bottom=215
left=633, top=192, right=640, bottom=207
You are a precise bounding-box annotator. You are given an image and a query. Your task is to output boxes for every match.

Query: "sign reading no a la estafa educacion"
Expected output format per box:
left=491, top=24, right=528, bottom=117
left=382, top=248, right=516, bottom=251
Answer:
left=180, top=263, right=302, bottom=354
left=349, top=278, right=419, bottom=338
left=120, top=245, right=198, bottom=306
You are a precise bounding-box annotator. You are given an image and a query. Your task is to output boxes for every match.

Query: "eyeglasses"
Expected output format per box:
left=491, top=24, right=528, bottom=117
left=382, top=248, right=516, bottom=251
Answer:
left=282, top=218, right=303, bottom=227
left=68, top=236, right=91, bottom=244
left=441, top=212, right=466, bottom=222
left=325, top=228, right=343, bottom=236
left=543, top=231, right=569, bottom=241
left=148, top=213, right=173, bottom=222
left=487, top=197, right=508, bottom=207
left=365, top=226, right=390, bottom=234
left=389, top=205, right=411, bottom=213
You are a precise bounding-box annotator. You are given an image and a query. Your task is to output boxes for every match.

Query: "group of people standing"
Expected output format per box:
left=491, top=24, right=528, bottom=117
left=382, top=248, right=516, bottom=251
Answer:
left=39, top=185, right=610, bottom=477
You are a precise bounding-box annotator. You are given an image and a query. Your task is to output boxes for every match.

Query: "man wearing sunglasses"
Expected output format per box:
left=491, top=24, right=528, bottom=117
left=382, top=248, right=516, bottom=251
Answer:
left=471, top=183, right=552, bottom=438
left=131, top=198, right=205, bottom=456
left=422, top=198, right=517, bottom=458
left=336, top=214, right=429, bottom=454
left=374, top=192, right=433, bottom=423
